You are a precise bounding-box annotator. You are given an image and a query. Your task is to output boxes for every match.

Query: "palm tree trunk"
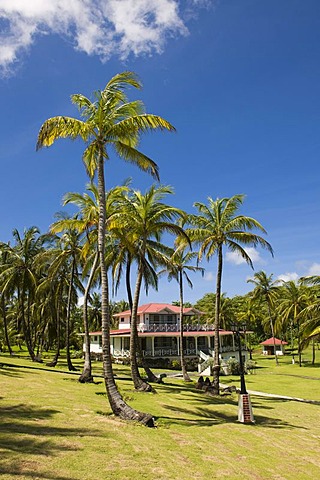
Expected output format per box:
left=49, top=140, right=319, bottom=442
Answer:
left=130, top=263, right=152, bottom=392
left=79, top=252, right=99, bottom=383
left=267, top=300, right=279, bottom=366
left=179, top=270, right=191, bottom=381
left=212, top=244, right=223, bottom=395
left=312, top=338, right=316, bottom=365
left=97, top=154, right=153, bottom=426
left=1, top=294, right=13, bottom=355
left=47, top=290, right=61, bottom=367
left=126, top=259, right=159, bottom=384
left=20, top=287, right=37, bottom=361
left=297, top=320, right=302, bottom=367
left=66, top=258, right=77, bottom=371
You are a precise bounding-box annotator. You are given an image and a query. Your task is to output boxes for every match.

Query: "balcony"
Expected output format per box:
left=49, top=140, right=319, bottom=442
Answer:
left=138, top=323, right=215, bottom=333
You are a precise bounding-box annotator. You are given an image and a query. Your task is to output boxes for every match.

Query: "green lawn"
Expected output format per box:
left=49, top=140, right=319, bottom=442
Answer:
left=1, top=352, right=320, bottom=480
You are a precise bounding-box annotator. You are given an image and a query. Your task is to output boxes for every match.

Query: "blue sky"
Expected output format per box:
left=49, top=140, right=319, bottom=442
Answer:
left=1, top=0, right=320, bottom=304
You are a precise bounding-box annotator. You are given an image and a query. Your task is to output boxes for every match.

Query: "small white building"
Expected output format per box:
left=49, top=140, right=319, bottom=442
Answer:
left=260, top=337, right=288, bottom=356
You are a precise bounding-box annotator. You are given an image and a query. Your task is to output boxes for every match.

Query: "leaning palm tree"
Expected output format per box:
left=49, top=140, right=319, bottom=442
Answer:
left=159, top=246, right=204, bottom=381
left=37, top=71, right=174, bottom=426
left=186, top=194, right=273, bottom=394
left=247, top=271, right=279, bottom=365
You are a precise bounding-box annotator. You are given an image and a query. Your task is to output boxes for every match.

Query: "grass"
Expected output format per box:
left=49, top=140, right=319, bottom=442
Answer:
left=0, top=351, right=320, bottom=480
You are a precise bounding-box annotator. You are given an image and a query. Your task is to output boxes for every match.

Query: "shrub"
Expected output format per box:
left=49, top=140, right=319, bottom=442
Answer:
left=226, top=357, right=241, bottom=375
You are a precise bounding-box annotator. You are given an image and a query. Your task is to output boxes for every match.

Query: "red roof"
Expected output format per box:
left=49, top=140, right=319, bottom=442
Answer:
left=113, top=303, right=203, bottom=317
left=260, top=337, right=288, bottom=345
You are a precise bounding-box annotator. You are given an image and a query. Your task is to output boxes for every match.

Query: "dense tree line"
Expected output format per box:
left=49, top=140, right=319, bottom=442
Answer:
left=1, top=72, right=319, bottom=426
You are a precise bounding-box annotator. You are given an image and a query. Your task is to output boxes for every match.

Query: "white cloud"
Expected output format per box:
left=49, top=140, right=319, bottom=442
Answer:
left=204, top=271, right=214, bottom=281
left=0, top=0, right=212, bottom=75
left=277, top=272, right=299, bottom=283
left=307, top=263, right=320, bottom=276
left=226, top=247, right=262, bottom=266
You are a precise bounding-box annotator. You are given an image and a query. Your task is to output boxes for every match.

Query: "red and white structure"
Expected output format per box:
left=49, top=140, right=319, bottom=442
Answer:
left=260, top=337, right=288, bottom=356
left=84, top=303, right=248, bottom=364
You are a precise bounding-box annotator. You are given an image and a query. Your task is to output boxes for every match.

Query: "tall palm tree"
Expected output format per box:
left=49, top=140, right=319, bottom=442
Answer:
left=0, top=227, right=48, bottom=361
left=187, top=194, right=273, bottom=394
left=63, top=182, right=129, bottom=382
left=37, top=71, right=174, bottom=426
left=46, top=222, right=84, bottom=371
left=160, top=247, right=204, bottom=381
left=111, top=185, right=188, bottom=391
left=277, top=280, right=309, bottom=366
left=247, top=271, right=279, bottom=365
left=0, top=246, right=14, bottom=355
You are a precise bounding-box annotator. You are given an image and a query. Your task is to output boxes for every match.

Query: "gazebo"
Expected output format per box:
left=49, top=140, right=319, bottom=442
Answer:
left=260, top=337, right=288, bottom=356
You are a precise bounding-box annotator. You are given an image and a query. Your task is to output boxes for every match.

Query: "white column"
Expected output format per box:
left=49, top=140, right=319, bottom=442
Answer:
left=152, top=336, right=155, bottom=357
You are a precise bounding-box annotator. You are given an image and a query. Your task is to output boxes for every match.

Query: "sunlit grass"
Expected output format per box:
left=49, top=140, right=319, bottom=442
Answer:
left=1, top=351, right=320, bottom=480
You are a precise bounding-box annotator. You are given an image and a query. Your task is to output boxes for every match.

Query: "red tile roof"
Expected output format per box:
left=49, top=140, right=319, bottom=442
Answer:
left=113, top=303, right=203, bottom=317
left=260, top=337, right=288, bottom=345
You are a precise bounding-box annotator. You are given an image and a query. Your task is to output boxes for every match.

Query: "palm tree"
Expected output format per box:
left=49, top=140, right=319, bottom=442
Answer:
left=63, top=182, right=129, bottom=382
left=187, top=194, right=273, bottom=394
left=37, top=71, right=174, bottom=426
left=46, top=221, right=84, bottom=371
left=111, top=185, right=187, bottom=391
left=0, top=246, right=14, bottom=355
left=277, top=280, right=309, bottom=366
left=0, top=227, right=48, bottom=361
left=247, top=271, right=279, bottom=365
left=160, top=246, right=204, bottom=381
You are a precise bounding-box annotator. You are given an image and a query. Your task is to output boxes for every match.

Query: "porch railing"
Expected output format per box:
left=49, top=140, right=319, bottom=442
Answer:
left=138, top=323, right=215, bottom=333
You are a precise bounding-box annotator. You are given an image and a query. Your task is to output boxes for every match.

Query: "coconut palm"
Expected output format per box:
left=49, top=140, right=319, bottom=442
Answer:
left=63, top=182, right=129, bottom=382
left=45, top=221, right=84, bottom=371
left=0, top=246, right=14, bottom=355
left=0, top=227, right=48, bottom=361
left=159, top=246, right=204, bottom=381
left=37, top=71, right=174, bottom=426
left=247, top=271, right=280, bottom=365
left=110, top=185, right=188, bottom=391
left=187, top=194, right=273, bottom=394
left=276, top=280, right=310, bottom=366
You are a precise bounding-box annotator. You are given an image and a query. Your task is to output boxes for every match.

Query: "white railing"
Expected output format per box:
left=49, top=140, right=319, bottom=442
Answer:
left=137, top=323, right=215, bottom=333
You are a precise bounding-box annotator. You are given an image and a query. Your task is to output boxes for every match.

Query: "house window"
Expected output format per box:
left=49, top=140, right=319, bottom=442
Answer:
left=94, top=336, right=98, bottom=342
left=123, top=338, right=130, bottom=350
left=154, top=337, right=176, bottom=349
left=120, top=317, right=125, bottom=323
left=99, top=336, right=102, bottom=347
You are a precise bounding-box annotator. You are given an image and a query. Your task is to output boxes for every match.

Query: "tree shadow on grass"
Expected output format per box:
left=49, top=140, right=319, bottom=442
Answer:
left=0, top=364, right=23, bottom=377
left=0, top=403, right=100, bottom=480
left=156, top=393, right=308, bottom=430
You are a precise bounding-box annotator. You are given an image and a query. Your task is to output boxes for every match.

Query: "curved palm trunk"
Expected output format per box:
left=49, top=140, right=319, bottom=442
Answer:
left=97, top=154, right=153, bottom=426
left=212, top=244, right=223, bottom=395
left=126, top=261, right=159, bottom=384
left=1, top=294, right=13, bottom=355
left=179, top=270, right=191, bottom=382
left=79, top=252, right=99, bottom=383
left=266, top=299, right=279, bottom=366
left=66, top=258, right=77, bottom=371
left=130, top=264, right=152, bottom=392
